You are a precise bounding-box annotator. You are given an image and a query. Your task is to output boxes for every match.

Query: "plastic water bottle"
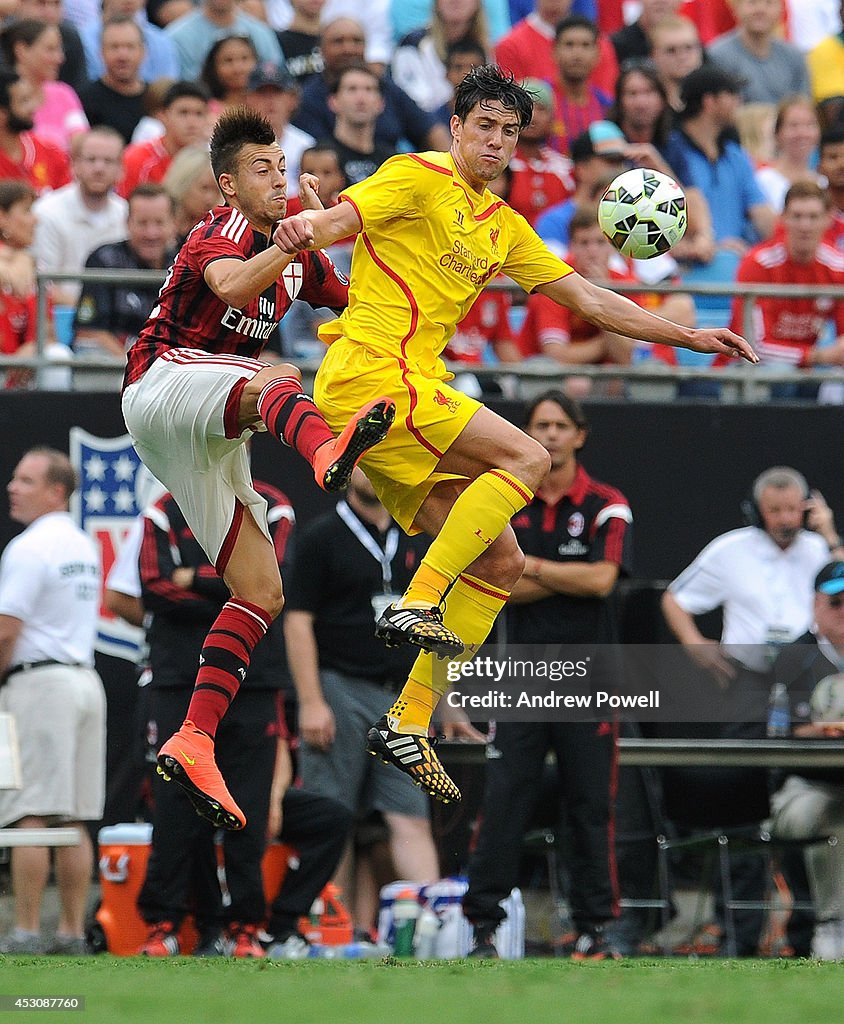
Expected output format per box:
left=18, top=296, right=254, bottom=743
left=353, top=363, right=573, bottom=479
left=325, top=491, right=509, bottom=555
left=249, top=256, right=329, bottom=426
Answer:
left=767, top=681, right=790, bottom=738
left=413, top=907, right=440, bottom=959
left=391, top=888, right=420, bottom=957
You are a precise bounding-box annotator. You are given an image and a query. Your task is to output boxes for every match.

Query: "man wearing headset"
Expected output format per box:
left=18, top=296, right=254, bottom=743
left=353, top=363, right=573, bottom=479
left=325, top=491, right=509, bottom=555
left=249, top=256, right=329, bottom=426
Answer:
left=661, top=465, right=844, bottom=956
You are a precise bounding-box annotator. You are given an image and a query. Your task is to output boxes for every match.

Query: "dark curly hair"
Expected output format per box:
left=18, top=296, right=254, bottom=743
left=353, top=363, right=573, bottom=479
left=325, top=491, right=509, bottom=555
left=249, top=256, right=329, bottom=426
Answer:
left=453, top=63, right=534, bottom=130
left=209, top=106, right=277, bottom=180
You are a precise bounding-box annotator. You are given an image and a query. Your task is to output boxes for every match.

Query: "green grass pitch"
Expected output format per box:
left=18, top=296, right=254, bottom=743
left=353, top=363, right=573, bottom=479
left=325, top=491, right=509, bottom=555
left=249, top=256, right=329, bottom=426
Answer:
left=1, top=957, right=844, bottom=1024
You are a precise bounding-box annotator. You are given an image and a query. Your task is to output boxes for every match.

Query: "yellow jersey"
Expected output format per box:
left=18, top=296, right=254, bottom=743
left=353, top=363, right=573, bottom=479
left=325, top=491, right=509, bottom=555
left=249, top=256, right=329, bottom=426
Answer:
left=807, top=36, right=844, bottom=103
left=317, top=150, right=573, bottom=376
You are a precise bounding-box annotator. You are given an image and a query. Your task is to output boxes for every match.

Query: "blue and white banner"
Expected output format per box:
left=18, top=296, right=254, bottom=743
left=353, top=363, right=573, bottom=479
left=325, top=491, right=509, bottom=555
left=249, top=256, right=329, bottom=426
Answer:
left=69, top=428, right=149, bottom=663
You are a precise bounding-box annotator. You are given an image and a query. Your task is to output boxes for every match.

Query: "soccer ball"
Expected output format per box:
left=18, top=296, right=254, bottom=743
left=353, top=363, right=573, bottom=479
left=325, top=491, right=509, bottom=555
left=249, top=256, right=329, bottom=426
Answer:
left=810, top=673, right=844, bottom=723
left=597, top=168, right=687, bottom=259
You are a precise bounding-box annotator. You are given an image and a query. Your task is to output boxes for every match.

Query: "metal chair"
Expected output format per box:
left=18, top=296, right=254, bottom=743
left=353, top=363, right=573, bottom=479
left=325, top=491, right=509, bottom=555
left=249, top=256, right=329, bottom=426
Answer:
left=654, top=825, right=838, bottom=957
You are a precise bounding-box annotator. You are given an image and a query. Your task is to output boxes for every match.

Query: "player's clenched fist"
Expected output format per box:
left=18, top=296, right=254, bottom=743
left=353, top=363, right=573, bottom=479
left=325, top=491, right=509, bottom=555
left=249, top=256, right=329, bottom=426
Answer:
left=274, top=215, right=315, bottom=253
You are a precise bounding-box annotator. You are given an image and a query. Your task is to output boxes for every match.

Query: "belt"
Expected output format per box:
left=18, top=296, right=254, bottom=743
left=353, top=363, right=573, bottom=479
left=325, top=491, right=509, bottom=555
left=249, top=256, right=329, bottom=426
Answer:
left=1, top=659, right=85, bottom=686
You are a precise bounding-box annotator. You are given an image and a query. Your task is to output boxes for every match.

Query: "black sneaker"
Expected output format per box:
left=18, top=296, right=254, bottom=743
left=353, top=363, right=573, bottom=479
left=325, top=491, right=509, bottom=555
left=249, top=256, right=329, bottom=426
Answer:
left=314, top=397, right=396, bottom=492
left=375, top=604, right=464, bottom=658
left=468, top=929, right=499, bottom=959
left=571, top=926, right=623, bottom=961
left=193, top=929, right=226, bottom=957
left=366, top=715, right=462, bottom=803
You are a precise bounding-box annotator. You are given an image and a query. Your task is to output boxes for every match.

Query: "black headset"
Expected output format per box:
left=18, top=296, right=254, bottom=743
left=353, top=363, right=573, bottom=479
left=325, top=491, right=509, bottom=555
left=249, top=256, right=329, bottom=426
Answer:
left=741, top=468, right=811, bottom=529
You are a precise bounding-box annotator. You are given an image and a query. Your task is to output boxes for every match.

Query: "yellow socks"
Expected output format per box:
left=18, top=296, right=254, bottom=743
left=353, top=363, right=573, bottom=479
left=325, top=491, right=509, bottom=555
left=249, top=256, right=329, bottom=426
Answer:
left=388, top=572, right=510, bottom=734
left=397, top=563, right=450, bottom=610
left=398, top=470, right=532, bottom=609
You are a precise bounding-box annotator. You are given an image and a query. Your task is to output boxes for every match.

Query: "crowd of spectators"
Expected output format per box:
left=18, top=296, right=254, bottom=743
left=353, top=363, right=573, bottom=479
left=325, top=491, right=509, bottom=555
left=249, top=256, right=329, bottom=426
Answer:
left=0, top=0, right=839, bottom=395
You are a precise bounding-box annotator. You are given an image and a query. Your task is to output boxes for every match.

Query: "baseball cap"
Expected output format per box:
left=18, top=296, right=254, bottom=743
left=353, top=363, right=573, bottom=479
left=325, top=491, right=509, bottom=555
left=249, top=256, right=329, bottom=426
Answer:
left=569, top=121, right=627, bottom=163
left=248, top=63, right=296, bottom=92
left=522, top=78, right=554, bottom=110
left=815, top=561, right=844, bottom=595
left=680, top=65, right=745, bottom=108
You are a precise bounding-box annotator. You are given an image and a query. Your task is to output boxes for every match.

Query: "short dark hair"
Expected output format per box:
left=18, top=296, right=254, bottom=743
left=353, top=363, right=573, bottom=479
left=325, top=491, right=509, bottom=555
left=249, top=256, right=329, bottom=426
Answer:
left=301, top=142, right=342, bottom=165
left=0, top=178, right=36, bottom=211
left=555, top=15, right=599, bottom=42
left=453, top=63, right=533, bottom=129
left=101, top=14, right=144, bottom=46
left=445, top=39, right=487, bottom=70
left=26, top=447, right=78, bottom=499
left=330, top=61, right=382, bottom=95
left=524, top=389, right=589, bottom=432
left=162, top=80, right=210, bottom=110
left=129, top=181, right=176, bottom=214
left=209, top=105, right=276, bottom=179
left=679, top=65, right=743, bottom=120
left=820, top=123, right=844, bottom=152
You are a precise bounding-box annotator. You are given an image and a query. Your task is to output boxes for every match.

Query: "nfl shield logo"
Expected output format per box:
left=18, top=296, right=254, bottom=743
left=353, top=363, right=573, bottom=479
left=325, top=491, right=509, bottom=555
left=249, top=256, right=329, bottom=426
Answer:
left=69, top=429, right=150, bottom=662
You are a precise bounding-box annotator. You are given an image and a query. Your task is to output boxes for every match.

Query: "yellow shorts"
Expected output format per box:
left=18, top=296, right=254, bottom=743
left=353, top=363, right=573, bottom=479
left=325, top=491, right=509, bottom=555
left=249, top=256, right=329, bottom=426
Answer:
left=314, top=340, right=482, bottom=533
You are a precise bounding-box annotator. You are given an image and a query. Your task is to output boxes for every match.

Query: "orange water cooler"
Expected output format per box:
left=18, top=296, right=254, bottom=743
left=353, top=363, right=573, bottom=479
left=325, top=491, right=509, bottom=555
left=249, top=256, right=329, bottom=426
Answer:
left=96, top=825, right=324, bottom=955
left=95, top=823, right=196, bottom=955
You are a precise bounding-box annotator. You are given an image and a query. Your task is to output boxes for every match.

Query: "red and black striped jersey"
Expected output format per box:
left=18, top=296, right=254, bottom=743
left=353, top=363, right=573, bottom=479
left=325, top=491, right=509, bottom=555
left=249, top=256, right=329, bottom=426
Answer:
left=124, top=204, right=349, bottom=386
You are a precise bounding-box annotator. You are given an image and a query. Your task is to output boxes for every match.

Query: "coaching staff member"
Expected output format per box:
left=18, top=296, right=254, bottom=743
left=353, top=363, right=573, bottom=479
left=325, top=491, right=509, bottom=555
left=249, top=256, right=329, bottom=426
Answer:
left=0, top=447, right=105, bottom=955
left=463, top=390, right=632, bottom=960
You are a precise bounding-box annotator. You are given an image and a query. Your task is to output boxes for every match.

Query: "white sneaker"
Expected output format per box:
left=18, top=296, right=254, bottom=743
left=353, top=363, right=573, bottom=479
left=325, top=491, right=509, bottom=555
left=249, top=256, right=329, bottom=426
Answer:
left=812, top=920, right=844, bottom=960
left=266, top=933, right=311, bottom=959
left=0, top=930, right=42, bottom=954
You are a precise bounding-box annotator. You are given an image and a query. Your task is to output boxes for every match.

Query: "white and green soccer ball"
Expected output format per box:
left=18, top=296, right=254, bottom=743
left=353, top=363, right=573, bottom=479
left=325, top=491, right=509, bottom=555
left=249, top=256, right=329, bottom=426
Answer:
left=809, top=673, right=844, bottom=723
left=597, top=168, right=687, bottom=259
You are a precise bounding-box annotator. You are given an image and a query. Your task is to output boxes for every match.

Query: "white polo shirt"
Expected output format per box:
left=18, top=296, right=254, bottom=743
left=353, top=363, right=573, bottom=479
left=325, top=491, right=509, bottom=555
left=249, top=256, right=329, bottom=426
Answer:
left=670, top=526, right=830, bottom=670
left=0, top=511, right=100, bottom=667
left=32, top=183, right=128, bottom=303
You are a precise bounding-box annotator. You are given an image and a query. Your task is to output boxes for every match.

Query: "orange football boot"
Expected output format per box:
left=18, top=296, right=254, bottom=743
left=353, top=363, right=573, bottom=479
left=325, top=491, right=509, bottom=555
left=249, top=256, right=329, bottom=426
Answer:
left=313, top=397, right=395, bottom=492
left=157, top=721, right=246, bottom=830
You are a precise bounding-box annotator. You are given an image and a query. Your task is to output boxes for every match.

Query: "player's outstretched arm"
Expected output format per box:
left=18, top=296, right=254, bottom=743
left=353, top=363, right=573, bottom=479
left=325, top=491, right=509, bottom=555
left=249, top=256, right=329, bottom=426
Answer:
left=205, top=247, right=299, bottom=310
left=537, top=273, right=759, bottom=364
left=273, top=201, right=362, bottom=254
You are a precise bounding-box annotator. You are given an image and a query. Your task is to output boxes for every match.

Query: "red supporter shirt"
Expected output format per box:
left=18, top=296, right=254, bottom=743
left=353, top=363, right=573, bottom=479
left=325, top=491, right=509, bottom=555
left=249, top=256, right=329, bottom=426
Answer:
left=444, top=284, right=514, bottom=364
left=494, top=17, right=619, bottom=102
left=551, top=86, right=613, bottom=155
left=824, top=207, right=844, bottom=254
left=518, top=266, right=644, bottom=356
left=0, top=133, right=70, bottom=194
left=508, top=146, right=574, bottom=226
left=118, top=138, right=171, bottom=199
left=0, top=289, right=36, bottom=354
left=728, top=240, right=844, bottom=366
left=679, top=0, right=736, bottom=44
left=125, top=204, right=350, bottom=386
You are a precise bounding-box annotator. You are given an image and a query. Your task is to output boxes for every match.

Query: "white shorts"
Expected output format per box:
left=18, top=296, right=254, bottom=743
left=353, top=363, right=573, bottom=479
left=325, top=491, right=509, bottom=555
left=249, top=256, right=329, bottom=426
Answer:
left=0, top=665, right=106, bottom=827
left=122, top=349, right=271, bottom=571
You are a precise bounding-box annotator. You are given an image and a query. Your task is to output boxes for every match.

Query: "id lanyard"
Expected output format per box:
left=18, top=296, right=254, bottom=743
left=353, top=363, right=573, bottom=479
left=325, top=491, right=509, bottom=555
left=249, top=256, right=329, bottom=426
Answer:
left=336, top=500, right=399, bottom=593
